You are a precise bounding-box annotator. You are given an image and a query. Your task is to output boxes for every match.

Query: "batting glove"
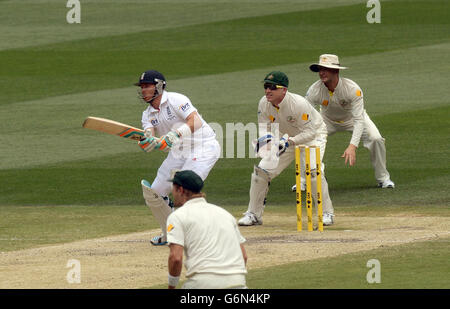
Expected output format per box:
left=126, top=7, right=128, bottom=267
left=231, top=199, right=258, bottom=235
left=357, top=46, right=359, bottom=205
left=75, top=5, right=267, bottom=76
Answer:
left=138, top=136, right=158, bottom=152
left=277, top=135, right=290, bottom=157
left=156, top=130, right=180, bottom=152
left=144, top=129, right=154, bottom=139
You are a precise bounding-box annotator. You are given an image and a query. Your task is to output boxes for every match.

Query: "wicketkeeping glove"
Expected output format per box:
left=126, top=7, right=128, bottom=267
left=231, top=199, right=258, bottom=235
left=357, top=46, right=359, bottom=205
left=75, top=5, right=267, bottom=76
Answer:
left=138, top=136, right=158, bottom=152
left=155, top=130, right=180, bottom=152
left=277, top=135, right=290, bottom=156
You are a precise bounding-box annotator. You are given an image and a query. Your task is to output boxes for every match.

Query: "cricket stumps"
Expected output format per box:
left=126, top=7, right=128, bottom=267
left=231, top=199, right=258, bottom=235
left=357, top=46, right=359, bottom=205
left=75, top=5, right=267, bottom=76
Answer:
left=295, top=145, right=323, bottom=232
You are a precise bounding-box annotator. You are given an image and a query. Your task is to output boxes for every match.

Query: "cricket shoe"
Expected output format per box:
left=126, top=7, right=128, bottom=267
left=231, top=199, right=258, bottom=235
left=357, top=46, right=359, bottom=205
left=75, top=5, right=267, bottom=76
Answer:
left=291, top=182, right=306, bottom=192
left=238, top=212, right=263, bottom=226
left=323, top=213, right=335, bottom=226
left=150, top=235, right=168, bottom=246
left=378, top=179, right=395, bottom=189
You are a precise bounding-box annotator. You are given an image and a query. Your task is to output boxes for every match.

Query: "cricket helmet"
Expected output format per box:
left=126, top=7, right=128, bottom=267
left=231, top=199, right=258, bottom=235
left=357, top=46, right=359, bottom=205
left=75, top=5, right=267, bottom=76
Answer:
left=135, top=70, right=167, bottom=104
left=135, top=70, right=166, bottom=86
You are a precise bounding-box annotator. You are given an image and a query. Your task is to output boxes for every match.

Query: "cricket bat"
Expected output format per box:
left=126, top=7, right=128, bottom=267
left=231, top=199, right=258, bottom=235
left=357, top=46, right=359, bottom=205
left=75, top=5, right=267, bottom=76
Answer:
left=82, top=116, right=144, bottom=141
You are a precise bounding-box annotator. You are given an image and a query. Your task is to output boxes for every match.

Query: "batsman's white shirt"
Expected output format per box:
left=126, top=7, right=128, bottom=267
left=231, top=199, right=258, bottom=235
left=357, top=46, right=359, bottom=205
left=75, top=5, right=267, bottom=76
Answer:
left=305, top=78, right=365, bottom=147
left=167, top=197, right=247, bottom=279
left=141, top=90, right=217, bottom=150
left=141, top=90, right=220, bottom=197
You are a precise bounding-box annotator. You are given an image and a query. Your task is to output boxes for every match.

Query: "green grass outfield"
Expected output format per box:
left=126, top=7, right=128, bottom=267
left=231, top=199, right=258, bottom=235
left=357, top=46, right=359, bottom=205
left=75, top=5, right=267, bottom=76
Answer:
left=0, top=0, right=449, bottom=289
left=148, top=237, right=450, bottom=289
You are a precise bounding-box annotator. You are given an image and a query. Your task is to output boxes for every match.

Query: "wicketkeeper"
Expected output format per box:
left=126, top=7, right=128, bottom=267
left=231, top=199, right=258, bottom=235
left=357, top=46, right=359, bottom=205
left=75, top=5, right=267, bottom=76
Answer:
left=136, top=70, right=221, bottom=245
left=238, top=71, right=335, bottom=227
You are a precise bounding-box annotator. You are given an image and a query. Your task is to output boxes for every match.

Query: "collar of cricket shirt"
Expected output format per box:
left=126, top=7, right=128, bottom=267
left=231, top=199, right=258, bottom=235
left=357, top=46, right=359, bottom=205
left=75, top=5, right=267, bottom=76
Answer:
left=183, top=197, right=207, bottom=207
left=148, top=90, right=168, bottom=113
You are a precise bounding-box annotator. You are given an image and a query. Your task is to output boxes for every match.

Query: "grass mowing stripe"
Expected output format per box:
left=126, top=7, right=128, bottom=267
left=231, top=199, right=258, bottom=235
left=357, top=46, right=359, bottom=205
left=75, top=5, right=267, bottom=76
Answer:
left=245, top=239, right=450, bottom=289
left=0, top=42, right=448, bottom=172
left=145, top=238, right=450, bottom=289
left=0, top=106, right=448, bottom=207
left=0, top=0, right=362, bottom=50
left=0, top=205, right=157, bottom=252
left=0, top=1, right=448, bottom=105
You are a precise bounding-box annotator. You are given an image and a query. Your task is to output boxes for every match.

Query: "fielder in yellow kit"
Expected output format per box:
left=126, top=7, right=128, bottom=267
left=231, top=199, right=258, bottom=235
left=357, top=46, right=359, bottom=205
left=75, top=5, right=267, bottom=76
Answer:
left=293, top=54, right=394, bottom=191
left=166, top=170, right=248, bottom=289
left=239, top=71, right=335, bottom=226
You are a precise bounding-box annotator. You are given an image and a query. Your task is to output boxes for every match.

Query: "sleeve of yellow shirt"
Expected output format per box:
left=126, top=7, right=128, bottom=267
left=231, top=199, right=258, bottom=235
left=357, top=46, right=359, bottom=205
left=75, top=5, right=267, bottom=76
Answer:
left=349, top=90, right=365, bottom=147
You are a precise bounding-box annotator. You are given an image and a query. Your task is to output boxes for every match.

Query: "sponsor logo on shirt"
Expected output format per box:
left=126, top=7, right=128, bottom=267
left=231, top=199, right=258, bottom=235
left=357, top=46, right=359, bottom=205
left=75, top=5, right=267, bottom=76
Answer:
left=150, top=118, right=159, bottom=126
left=180, top=102, right=191, bottom=112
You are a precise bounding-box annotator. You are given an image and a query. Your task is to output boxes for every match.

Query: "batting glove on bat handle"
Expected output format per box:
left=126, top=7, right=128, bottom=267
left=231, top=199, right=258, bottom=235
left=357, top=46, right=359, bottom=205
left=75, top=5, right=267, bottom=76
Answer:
left=144, top=129, right=154, bottom=139
left=156, top=130, right=180, bottom=152
left=138, top=137, right=158, bottom=152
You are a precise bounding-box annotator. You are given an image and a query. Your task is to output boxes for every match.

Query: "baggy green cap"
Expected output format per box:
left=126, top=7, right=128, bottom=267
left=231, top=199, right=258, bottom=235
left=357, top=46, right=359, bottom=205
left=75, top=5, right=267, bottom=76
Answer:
left=168, top=170, right=204, bottom=193
left=263, top=71, right=289, bottom=87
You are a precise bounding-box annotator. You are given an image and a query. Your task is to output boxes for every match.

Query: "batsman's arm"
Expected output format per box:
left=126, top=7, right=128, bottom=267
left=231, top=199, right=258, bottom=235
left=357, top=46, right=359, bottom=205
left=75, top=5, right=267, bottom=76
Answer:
left=183, top=111, right=202, bottom=135
left=155, top=111, right=202, bottom=152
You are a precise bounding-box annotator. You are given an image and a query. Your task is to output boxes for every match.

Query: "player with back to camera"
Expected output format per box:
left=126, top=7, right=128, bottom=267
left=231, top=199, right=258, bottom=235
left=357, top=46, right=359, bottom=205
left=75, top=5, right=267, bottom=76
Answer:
left=166, top=170, right=248, bottom=289
left=135, top=70, right=221, bottom=246
left=292, top=54, right=394, bottom=192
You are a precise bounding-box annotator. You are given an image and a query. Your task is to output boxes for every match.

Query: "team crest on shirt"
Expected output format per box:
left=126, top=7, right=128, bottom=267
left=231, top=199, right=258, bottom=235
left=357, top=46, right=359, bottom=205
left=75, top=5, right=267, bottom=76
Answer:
left=166, top=106, right=176, bottom=120
left=287, top=116, right=295, bottom=123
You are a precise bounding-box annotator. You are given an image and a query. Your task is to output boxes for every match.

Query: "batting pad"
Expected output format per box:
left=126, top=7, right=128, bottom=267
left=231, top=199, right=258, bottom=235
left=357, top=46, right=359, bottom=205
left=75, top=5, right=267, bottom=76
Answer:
left=141, top=180, right=173, bottom=240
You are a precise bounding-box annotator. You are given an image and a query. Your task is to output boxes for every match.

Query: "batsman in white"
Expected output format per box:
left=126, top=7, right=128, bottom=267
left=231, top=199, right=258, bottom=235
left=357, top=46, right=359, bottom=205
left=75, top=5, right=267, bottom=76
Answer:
left=292, top=54, right=394, bottom=192
left=238, top=71, right=335, bottom=227
left=136, top=70, right=221, bottom=246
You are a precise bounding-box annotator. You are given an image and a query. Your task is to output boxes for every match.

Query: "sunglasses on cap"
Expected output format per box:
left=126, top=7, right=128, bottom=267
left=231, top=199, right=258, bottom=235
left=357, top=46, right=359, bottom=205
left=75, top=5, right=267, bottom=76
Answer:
left=263, top=83, right=285, bottom=90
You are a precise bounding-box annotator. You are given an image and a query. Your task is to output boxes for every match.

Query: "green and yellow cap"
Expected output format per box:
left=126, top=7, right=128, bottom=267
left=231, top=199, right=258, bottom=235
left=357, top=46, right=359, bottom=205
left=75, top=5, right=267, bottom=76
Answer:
left=263, top=71, right=289, bottom=87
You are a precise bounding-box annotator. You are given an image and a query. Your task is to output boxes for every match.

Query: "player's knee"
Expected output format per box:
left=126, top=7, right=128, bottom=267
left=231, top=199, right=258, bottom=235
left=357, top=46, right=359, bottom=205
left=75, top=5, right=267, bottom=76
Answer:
left=149, top=179, right=171, bottom=197
left=254, top=165, right=272, bottom=182
left=364, top=134, right=384, bottom=148
left=372, top=136, right=385, bottom=145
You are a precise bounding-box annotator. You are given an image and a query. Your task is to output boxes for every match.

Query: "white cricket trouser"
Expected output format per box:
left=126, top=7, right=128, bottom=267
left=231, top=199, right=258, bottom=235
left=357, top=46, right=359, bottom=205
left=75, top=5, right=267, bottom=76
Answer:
left=182, top=273, right=247, bottom=289
left=151, top=139, right=221, bottom=196
left=324, top=111, right=390, bottom=183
